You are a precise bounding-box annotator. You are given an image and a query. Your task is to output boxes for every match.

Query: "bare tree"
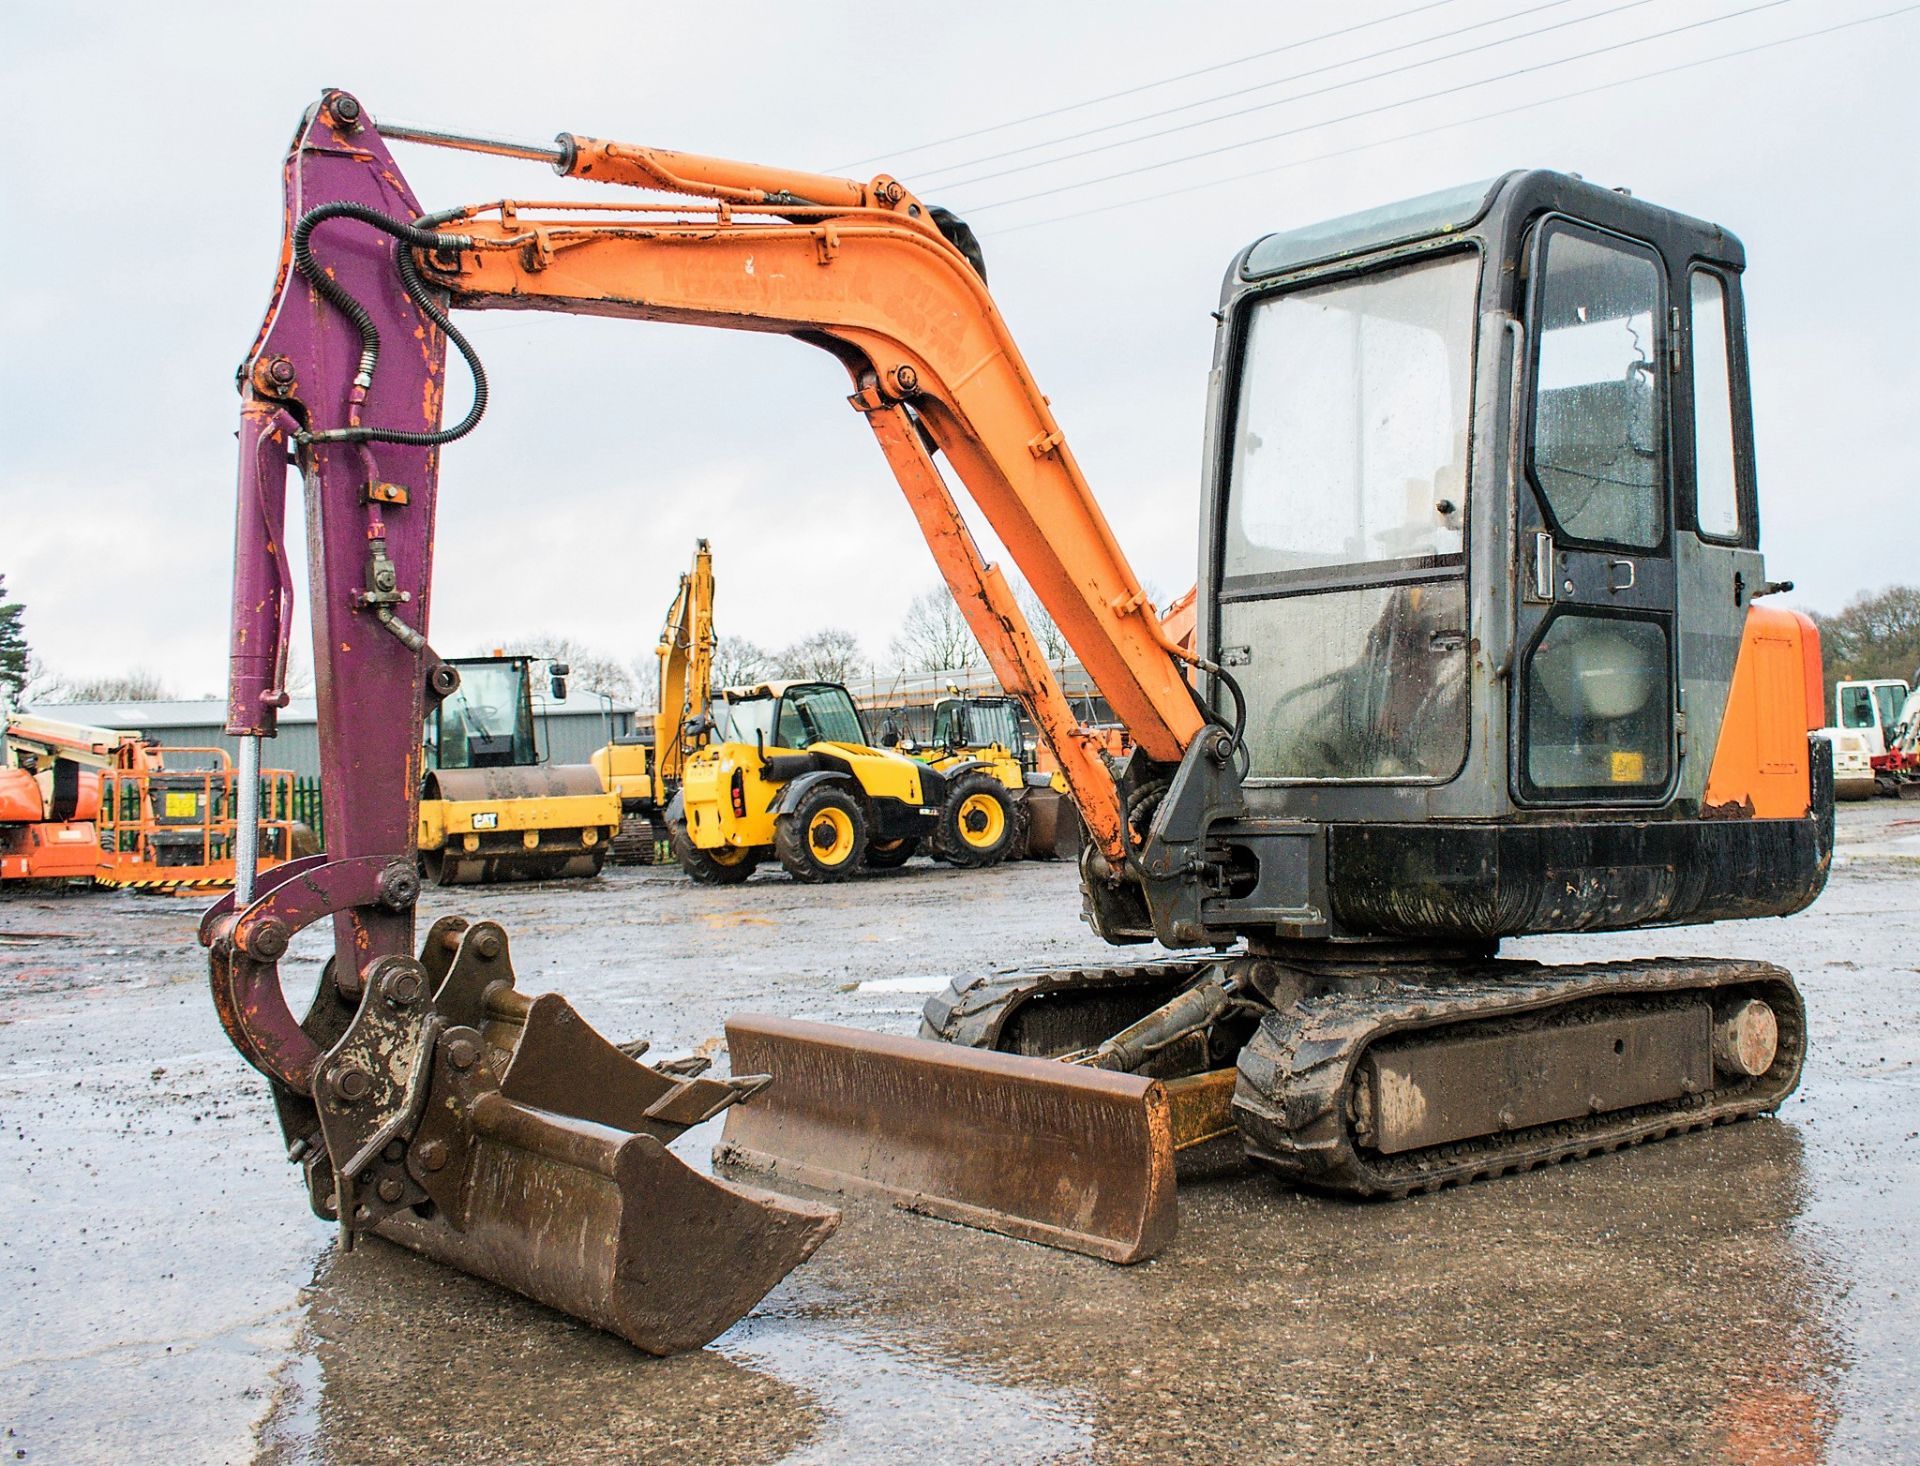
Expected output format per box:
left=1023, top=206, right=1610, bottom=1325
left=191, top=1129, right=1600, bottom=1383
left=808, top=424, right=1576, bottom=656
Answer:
left=43, top=668, right=174, bottom=704
left=889, top=586, right=981, bottom=673
left=283, top=642, right=316, bottom=698
left=1013, top=579, right=1073, bottom=664
left=778, top=628, right=864, bottom=683
left=1808, top=584, right=1920, bottom=703
left=713, top=635, right=777, bottom=688
left=625, top=654, right=661, bottom=714
left=16, top=659, right=61, bottom=708
left=495, top=634, right=639, bottom=703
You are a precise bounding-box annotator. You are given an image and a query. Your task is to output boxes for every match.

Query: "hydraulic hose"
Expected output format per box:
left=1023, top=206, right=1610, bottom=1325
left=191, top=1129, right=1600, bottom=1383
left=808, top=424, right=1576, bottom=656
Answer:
left=289, top=201, right=489, bottom=446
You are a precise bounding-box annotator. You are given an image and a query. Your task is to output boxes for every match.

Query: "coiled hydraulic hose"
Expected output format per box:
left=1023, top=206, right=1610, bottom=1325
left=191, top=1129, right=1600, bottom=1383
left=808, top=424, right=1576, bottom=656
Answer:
left=289, top=201, right=489, bottom=446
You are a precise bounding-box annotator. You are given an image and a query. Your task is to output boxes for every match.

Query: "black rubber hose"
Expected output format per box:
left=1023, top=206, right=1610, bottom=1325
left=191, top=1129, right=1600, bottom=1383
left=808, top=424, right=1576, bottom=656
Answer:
left=1182, top=652, right=1246, bottom=758
left=290, top=201, right=488, bottom=447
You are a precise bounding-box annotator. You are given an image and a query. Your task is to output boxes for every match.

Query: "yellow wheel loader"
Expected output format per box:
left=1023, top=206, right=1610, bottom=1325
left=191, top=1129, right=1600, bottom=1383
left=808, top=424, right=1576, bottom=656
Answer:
left=669, top=680, right=1014, bottom=882
left=913, top=694, right=1075, bottom=862
left=418, top=656, right=621, bottom=885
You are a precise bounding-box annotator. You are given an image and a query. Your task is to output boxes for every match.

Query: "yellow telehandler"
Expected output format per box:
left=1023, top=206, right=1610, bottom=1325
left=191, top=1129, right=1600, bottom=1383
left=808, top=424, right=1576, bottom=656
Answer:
left=669, top=679, right=1017, bottom=882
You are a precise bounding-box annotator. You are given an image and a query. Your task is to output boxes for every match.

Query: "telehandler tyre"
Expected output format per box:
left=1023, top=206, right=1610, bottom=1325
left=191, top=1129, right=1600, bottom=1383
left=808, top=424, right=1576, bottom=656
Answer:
left=669, top=815, right=759, bottom=885
left=776, top=786, right=866, bottom=883
left=863, top=836, right=920, bottom=870
left=935, top=774, right=1019, bottom=868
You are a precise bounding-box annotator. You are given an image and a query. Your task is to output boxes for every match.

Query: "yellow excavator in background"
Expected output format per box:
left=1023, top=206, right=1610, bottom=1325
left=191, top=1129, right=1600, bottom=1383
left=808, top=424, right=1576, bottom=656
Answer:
left=592, top=539, right=715, bottom=864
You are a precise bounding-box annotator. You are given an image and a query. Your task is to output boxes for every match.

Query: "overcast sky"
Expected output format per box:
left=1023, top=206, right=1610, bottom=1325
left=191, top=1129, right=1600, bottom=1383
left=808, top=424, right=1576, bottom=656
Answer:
left=2, top=1, right=1915, bottom=698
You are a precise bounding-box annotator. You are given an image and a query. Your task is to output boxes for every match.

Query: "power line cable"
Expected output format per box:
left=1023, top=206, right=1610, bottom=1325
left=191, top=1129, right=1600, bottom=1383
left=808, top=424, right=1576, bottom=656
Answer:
left=914, top=0, right=1588, bottom=184
left=967, top=0, right=1796, bottom=211
left=940, top=0, right=1666, bottom=194
left=831, top=0, right=1464, bottom=170
left=995, top=2, right=1919, bottom=234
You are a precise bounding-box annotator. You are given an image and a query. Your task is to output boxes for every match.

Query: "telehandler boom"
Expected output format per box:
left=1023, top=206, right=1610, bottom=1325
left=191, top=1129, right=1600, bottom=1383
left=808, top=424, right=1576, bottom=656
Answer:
left=593, top=538, right=717, bottom=862
left=206, top=91, right=1830, bottom=1353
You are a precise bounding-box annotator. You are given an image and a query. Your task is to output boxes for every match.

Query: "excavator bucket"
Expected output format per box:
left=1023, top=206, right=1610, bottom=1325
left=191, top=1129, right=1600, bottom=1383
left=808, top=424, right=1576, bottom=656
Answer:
left=212, top=912, right=837, bottom=1356
left=716, top=1015, right=1189, bottom=1263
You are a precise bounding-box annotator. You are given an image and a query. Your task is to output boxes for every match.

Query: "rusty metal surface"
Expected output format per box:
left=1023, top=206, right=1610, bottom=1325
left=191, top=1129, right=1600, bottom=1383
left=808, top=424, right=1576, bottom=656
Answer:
left=1163, top=1069, right=1237, bottom=1151
left=718, top=1014, right=1176, bottom=1264
left=1358, top=1004, right=1713, bottom=1155
left=385, top=1060, right=837, bottom=1355
left=361, top=933, right=838, bottom=1354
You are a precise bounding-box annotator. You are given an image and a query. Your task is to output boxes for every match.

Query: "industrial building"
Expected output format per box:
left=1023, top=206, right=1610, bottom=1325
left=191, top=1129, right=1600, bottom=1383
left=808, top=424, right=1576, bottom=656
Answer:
left=21, top=696, right=640, bottom=779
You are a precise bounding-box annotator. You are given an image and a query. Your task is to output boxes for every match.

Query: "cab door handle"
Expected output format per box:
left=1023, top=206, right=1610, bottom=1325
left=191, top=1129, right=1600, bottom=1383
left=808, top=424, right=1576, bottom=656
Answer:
left=1529, top=531, right=1556, bottom=602
left=1608, top=559, right=1637, bottom=593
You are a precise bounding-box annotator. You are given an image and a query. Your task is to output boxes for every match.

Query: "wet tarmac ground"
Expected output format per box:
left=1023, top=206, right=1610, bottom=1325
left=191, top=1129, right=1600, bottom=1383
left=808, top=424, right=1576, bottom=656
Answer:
left=2, top=801, right=1916, bottom=1464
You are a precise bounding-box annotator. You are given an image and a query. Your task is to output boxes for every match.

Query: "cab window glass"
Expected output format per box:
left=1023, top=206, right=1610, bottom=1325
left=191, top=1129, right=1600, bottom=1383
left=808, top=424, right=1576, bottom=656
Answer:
left=1226, top=252, right=1476, bottom=582
left=1525, top=614, right=1671, bottom=793
left=1874, top=684, right=1905, bottom=732
left=1838, top=686, right=1875, bottom=730
left=1689, top=272, right=1741, bottom=539
left=1530, top=228, right=1664, bottom=549
left=779, top=686, right=866, bottom=747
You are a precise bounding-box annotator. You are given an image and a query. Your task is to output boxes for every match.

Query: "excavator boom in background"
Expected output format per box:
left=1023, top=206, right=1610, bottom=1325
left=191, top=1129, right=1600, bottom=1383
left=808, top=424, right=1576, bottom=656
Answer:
left=204, top=92, right=1831, bottom=1353
left=593, top=538, right=717, bottom=863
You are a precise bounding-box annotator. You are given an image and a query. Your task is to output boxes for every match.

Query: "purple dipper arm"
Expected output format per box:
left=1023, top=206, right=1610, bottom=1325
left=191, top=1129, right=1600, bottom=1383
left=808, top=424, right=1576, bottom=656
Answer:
left=219, top=90, right=448, bottom=1003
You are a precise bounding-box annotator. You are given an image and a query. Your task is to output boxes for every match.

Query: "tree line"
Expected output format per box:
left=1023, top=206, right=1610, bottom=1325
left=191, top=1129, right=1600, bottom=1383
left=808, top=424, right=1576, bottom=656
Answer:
left=14, top=563, right=1910, bottom=720
left=1807, top=585, right=1920, bottom=706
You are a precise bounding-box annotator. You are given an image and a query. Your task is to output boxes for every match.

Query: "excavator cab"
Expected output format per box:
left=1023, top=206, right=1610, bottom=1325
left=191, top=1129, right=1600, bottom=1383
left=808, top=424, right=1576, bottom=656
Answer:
left=1156, top=170, right=1830, bottom=950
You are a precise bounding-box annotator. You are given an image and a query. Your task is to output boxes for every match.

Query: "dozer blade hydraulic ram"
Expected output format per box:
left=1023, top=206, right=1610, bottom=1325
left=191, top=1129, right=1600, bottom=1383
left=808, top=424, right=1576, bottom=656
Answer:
left=208, top=98, right=834, bottom=1354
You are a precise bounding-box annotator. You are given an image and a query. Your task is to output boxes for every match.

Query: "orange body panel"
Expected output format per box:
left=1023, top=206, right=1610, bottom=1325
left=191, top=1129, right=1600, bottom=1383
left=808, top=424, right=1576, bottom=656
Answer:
left=1703, top=607, right=1823, bottom=819
left=1, top=820, right=101, bottom=882
left=1159, top=587, right=1198, bottom=656
left=0, top=767, right=40, bottom=824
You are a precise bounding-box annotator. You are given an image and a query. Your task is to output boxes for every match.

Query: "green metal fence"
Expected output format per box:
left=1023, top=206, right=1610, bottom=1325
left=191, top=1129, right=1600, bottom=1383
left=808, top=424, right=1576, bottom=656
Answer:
left=289, top=777, right=325, bottom=847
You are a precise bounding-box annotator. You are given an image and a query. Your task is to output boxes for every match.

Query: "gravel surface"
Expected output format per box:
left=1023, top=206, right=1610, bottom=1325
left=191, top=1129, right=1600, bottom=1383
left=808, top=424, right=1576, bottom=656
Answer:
left=2, top=801, right=1915, bottom=1463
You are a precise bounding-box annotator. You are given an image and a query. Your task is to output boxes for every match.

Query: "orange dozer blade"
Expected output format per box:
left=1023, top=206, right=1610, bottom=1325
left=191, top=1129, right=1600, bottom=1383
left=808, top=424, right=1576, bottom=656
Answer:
left=716, top=1015, right=1177, bottom=1263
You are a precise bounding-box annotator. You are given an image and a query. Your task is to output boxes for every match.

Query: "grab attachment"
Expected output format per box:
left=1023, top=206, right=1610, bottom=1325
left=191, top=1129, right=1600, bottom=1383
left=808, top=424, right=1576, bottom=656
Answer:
left=206, top=909, right=837, bottom=1355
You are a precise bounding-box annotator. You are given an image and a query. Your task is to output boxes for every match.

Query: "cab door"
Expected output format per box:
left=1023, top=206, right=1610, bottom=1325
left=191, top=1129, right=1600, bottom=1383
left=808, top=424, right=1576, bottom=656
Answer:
left=1512, top=218, right=1678, bottom=804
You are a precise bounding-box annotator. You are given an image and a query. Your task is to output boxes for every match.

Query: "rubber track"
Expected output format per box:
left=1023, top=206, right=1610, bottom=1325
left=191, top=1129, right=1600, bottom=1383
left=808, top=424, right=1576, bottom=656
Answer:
left=1233, top=956, right=1806, bottom=1198
left=922, top=954, right=1807, bottom=1201
left=609, top=811, right=670, bottom=866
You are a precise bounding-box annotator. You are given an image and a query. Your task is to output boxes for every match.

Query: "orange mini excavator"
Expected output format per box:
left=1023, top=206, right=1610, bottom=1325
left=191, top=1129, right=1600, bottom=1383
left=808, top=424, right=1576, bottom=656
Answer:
left=205, top=92, right=1828, bottom=1354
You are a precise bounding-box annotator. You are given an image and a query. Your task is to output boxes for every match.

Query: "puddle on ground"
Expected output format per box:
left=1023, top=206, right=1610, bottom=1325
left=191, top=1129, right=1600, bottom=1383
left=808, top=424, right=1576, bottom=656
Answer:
left=718, top=1314, right=1091, bottom=1466
left=849, top=974, right=953, bottom=993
